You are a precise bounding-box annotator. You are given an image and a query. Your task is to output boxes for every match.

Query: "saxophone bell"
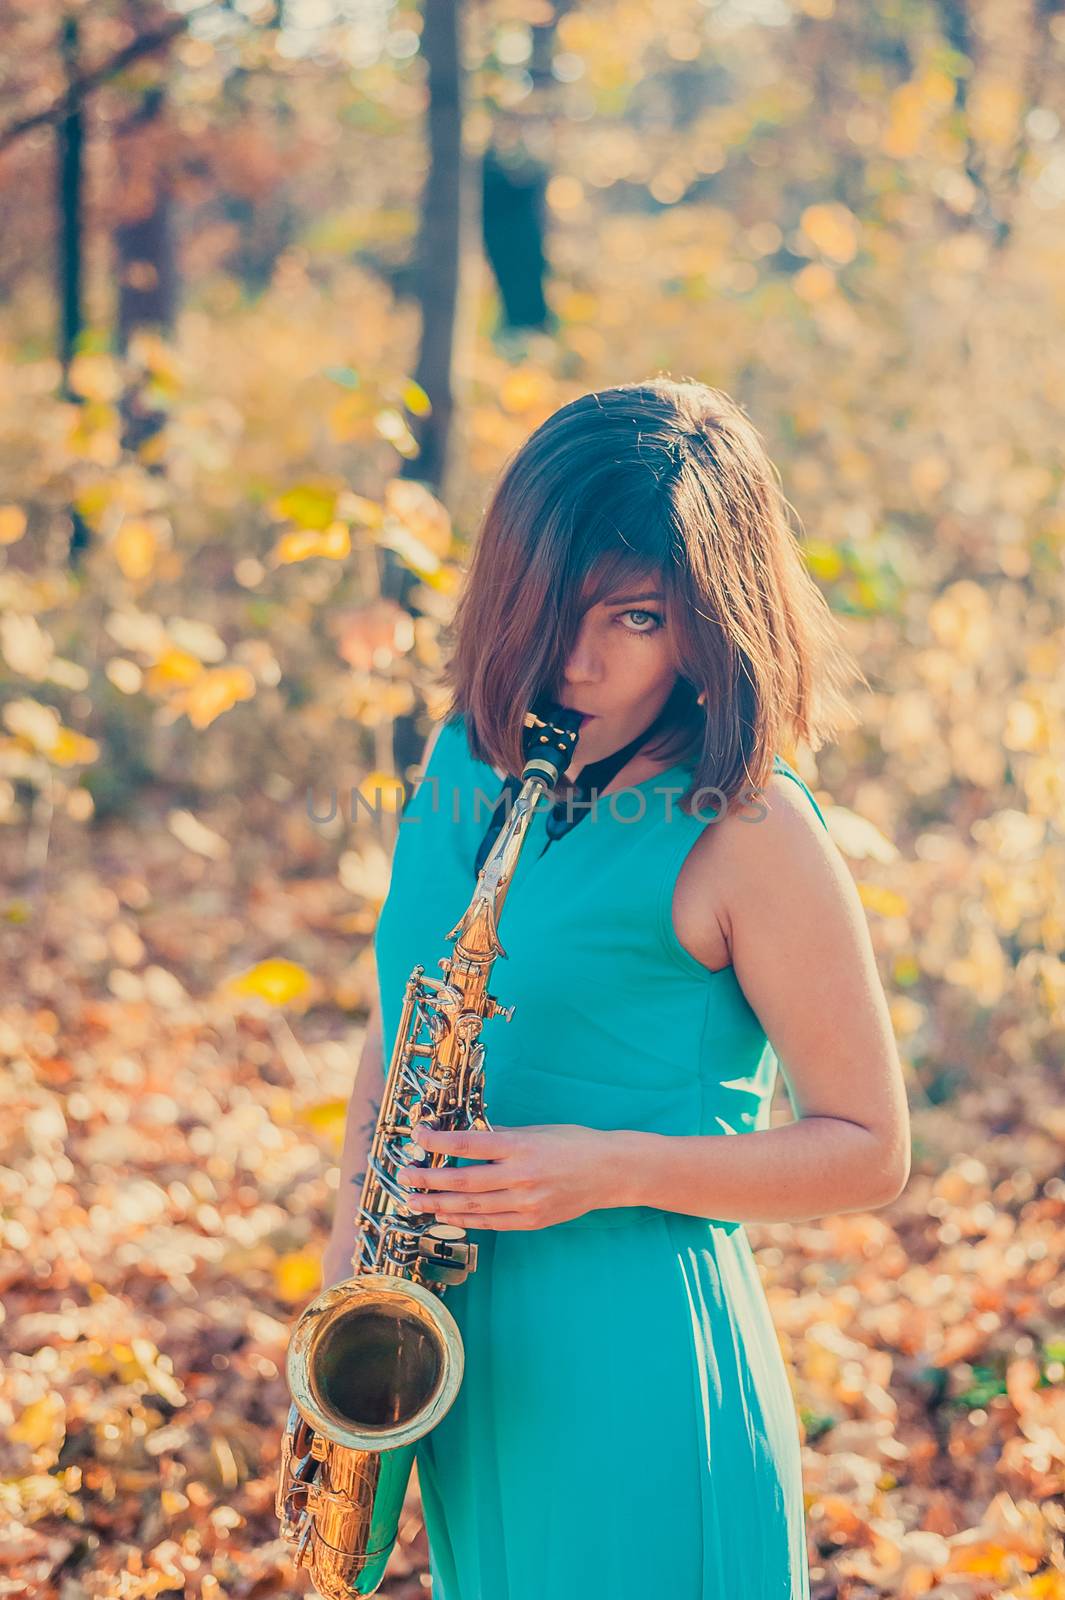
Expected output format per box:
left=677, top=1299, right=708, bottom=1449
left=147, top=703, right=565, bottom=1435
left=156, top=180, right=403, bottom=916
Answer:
left=286, top=1273, right=466, bottom=1454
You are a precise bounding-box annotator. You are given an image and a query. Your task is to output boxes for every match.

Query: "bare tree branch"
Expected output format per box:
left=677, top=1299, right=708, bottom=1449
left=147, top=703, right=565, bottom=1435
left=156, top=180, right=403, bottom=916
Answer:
left=0, top=2, right=220, bottom=155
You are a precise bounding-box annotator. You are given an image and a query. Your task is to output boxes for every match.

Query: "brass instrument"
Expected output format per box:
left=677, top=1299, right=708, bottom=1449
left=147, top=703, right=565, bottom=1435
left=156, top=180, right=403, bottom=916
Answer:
left=277, top=703, right=582, bottom=1599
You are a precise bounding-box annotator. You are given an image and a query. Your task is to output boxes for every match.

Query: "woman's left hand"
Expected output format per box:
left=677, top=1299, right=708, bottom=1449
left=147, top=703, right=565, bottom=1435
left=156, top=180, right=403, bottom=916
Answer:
left=395, top=1122, right=627, bottom=1230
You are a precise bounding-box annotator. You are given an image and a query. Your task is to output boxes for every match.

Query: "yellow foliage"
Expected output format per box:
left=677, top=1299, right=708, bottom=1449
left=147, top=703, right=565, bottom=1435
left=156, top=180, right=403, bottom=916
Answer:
left=328, top=392, right=372, bottom=441
left=382, top=477, right=452, bottom=558
left=969, top=78, right=1023, bottom=151
left=1013, top=1573, right=1065, bottom=1599
left=299, top=1098, right=349, bottom=1145
left=793, top=263, right=836, bottom=302
left=275, top=1248, right=322, bottom=1304
left=181, top=665, right=257, bottom=729
left=402, top=379, right=432, bottom=417
left=1, top=697, right=95, bottom=766
left=49, top=726, right=100, bottom=767
left=113, top=518, right=159, bottom=581
left=338, top=491, right=384, bottom=528
left=66, top=401, right=122, bottom=465
left=945, top=1537, right=1040, bottom=1578
left=145, top=649, right=205, bottom=693
left=803, top=540, right=844, bottom=580
left=272, top=481, right=340, bottom=530
left=68, top=352, right=124, bottom=402
left=228, top=957, right=312, bottom=1006
left=357, top=771, right=406, bottom=812
left=0, top=505, right=27, bottom=544
left=500, top=368, right=556, bottom=414
left=10, top=1393, right=66, bottom=1456
left=274, top=522, right=352, bottom=563
left=0, top=612, right=54, bottom=679
left=800, top=203, right=860, bottom=264
left=858, top=883, right=909, bottom=918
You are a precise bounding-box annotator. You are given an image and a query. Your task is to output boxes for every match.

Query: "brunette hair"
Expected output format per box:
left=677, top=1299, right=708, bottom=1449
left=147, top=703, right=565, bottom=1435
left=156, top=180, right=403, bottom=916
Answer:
left=438, top=377, right=864, bottom=814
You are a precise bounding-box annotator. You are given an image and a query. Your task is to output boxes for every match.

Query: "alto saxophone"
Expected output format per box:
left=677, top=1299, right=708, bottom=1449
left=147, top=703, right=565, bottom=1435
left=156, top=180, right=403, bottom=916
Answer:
left=276, top=703, right=582, bottom=1599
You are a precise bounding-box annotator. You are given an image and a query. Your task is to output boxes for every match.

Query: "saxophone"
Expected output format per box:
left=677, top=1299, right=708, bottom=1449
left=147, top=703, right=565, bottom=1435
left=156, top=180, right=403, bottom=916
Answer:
left=276, top=702, right=583, bottom=1599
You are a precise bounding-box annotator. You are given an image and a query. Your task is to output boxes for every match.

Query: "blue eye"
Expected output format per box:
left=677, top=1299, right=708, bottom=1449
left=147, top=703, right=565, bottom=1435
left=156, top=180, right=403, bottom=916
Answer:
left=619, top=608, right=665, bottom=634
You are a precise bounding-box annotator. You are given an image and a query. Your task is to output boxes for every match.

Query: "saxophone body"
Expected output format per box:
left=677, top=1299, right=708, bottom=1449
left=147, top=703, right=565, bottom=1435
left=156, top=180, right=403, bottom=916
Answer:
left=277, top=705, right=582, bottom=1598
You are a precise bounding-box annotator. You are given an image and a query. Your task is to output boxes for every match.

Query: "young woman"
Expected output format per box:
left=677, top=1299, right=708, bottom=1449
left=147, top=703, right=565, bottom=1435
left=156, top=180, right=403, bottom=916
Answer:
left=320, top=378, right=911, bottom=1600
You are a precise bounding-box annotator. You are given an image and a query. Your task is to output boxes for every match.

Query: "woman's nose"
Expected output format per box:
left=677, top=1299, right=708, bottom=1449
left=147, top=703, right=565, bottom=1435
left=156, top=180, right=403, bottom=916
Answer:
left=563, top=621, right=602, bottom=684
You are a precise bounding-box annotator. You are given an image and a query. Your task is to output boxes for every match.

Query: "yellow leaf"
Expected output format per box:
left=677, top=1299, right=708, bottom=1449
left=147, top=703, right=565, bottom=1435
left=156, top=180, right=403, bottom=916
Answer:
left=130, top=1338, right=186, bottom=1408
left=328, top=392, right=371, bottom=442
left=0, top=612, right=54, bottom=678
left=68, top=352, right=123, bottom=402
left=402, top=379, right=432, bottom=417
left=73, top=482, right=113, bottom=528
left=274, top=523, right=350, bottom=563
left=800, top=203, right=860, bottom=264
left=499, top=368, right=555, bottom=415
left=382, top=477, right=452, bottom=559
left=272, top=482, right=339, bottom=530
left=803, top=540, right=844, bottom=581
left=0, top=1472, right=72, bottom=1522
left=419, top=562, right=462, bottom=595
left=229, top=957, right=312, bottom=1006
left=357, top=771, right=407, bottom=813
left=857, top=883, right=909, bottom=917
left=10, top=1394, right=66, bottom=1454
left=893, top=954, right=921, bottom=986
left=946, top=1539, right=1039, bottom=1578
left=148, top=648, right=206, bottom=689
left=3, top=697, right=61, bottom=753
left=793, top=263, right=836, bottom=303
left=182, top=665, right=256, bottom=729
left=374, top=406, right=418, bottom=453
left=128, top=329, right=185, bottom=387
left=969, top=77, right=1022, bottom=151
left=299, top=1099, right=349, bottom=1142
left=275, top=528, right=320, bottom=564
left=319, top=521, right=351, bottom=559
left=49, top=727, right=99, bottom=767
left=113, top=518, right=158, bottom=581
left=0, top=505, right=27, bottom=545
left=275, top=1249, right=321, bottom=1304
left=1014, top=1574, right=1065, bottom=1599
left=338, top=492, right=384, bottom=528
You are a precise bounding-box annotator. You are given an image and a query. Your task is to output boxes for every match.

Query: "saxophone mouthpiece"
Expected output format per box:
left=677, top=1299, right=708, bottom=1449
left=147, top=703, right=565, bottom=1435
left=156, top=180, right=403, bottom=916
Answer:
left=520, top=700, right=583, bottom=789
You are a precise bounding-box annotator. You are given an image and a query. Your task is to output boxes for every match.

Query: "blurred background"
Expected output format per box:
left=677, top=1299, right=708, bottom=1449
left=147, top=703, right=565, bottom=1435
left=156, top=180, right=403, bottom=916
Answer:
left=1, top=0, right=1064, bottom=1595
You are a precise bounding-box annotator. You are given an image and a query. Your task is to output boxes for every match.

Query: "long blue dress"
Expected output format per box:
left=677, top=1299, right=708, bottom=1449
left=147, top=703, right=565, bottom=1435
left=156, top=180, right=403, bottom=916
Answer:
left=372, top=713, right=826, bottom=1600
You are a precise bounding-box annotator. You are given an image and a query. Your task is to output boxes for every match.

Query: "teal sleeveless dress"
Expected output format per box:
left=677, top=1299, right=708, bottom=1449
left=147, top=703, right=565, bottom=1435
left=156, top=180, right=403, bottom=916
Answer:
left=372, top=713, right=828, bottom=1600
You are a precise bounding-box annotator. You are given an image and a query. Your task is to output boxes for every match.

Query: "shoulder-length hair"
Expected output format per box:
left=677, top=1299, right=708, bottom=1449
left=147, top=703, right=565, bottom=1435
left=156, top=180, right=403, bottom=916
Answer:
left=437, top=377, right=864, bottom=815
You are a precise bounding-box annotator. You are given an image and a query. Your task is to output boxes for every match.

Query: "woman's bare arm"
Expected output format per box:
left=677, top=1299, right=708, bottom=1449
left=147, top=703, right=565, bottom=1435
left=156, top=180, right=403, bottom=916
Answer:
left=320, top=995, right=384, bottom=1286
left=318, top=718, right=445, bottom=1286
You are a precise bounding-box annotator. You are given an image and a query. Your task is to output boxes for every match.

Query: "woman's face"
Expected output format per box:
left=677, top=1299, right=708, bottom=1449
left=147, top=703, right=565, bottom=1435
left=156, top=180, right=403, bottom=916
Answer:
left=557, top=579, right=678, bottom=766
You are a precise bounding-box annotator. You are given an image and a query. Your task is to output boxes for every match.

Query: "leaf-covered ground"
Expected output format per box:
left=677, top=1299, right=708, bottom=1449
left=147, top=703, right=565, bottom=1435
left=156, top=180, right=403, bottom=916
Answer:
left=2, top=801, right=1063, bottom=1600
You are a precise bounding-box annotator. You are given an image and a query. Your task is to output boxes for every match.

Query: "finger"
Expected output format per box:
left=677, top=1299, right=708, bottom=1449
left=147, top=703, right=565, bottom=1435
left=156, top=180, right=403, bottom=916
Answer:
left=398, top=1162, right=526, bottom=1193
left=415, top=1126, right=517, bottom=1160
left=427, top=1191, right=528, bottom=1216
left=433, top=1211, right=536, bottom=1231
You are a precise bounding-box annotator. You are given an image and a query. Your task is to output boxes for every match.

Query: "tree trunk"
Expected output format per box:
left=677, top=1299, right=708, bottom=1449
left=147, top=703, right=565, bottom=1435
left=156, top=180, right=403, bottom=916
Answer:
left=385, top=0, right=478, bottom=793
left=56, top=12, right=85, bottom=390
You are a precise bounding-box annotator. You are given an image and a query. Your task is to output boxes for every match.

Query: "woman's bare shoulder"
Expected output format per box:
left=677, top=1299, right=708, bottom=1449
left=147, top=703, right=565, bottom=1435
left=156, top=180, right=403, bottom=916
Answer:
left=672, top=771, right=831, bottom=972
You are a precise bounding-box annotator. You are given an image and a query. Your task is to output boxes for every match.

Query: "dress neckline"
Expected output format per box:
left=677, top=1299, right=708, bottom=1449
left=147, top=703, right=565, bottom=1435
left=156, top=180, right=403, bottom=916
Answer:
left=490, top=760, right=692, bottom=805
